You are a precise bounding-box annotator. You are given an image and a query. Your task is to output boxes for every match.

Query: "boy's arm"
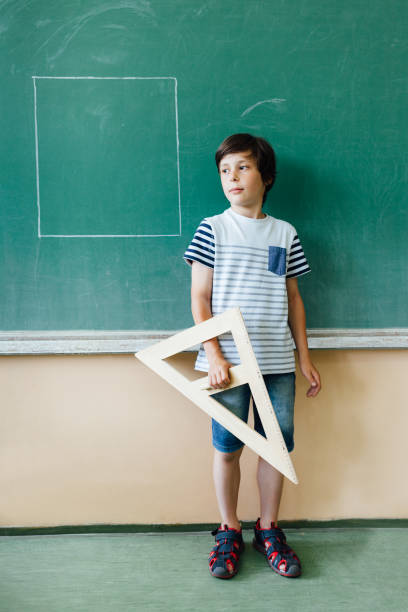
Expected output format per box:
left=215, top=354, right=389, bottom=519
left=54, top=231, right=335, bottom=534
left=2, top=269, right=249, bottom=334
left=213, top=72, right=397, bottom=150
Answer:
left=191, top=261, right=232, bottom=389
left=286, top=277, right=321, bottom=397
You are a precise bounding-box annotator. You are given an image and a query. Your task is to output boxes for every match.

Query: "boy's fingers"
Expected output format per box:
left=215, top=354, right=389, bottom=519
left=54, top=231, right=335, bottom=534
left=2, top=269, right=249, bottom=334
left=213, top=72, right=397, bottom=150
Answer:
left=208, top=368, right=229, bottom=389
left=210, top=374, right=220, bottom=389
left=218, top=370, right=228, bottom=386
left=307, top=372, right=321, bottom=396
left=220, top=367, right=230, bottom=386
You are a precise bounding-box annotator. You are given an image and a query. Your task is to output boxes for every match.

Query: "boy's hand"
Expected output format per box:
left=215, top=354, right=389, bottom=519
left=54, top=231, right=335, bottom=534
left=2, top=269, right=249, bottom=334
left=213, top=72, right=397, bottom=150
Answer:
left=299, top=359, right=321, bottom=397
left=208, top=356, right=233, bottom=390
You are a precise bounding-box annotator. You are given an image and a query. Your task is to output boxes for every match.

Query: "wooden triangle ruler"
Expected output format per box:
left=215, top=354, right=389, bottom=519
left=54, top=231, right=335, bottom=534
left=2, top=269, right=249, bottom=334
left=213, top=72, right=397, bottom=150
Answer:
left=135, top=307, right=298, bottom=484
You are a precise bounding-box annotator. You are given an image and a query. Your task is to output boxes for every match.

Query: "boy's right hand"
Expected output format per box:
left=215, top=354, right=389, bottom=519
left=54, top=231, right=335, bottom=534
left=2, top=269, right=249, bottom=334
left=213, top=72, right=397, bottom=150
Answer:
left=208, top=356, right=233, bottom=390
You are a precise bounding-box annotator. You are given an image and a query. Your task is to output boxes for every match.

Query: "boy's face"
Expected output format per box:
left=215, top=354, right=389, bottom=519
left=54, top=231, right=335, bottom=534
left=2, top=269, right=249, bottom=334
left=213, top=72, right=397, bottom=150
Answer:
left=219, top=150, right=266, bottom=210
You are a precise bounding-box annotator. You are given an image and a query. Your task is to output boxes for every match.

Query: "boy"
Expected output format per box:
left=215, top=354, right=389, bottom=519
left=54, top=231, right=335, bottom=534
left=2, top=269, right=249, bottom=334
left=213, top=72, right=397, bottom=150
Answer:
left=183, top=133, right=321, bottom=579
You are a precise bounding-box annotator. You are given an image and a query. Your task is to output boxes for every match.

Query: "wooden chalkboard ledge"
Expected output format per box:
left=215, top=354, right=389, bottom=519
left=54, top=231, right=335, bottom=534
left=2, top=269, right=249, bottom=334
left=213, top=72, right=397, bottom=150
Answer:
left=0, top=329, right=407, bottom=354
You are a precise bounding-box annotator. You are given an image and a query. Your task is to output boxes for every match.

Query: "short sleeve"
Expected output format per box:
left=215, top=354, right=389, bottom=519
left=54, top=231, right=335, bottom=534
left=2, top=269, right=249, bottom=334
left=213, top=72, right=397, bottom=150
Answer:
left=183, top=219, right=215, bottom=269
left=286, top=233, right=311, bottom=278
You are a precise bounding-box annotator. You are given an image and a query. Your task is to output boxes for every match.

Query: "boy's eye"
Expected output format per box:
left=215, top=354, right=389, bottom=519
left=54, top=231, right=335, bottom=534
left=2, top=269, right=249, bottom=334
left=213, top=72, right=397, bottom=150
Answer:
left=240, top=165, right=248, bottom=170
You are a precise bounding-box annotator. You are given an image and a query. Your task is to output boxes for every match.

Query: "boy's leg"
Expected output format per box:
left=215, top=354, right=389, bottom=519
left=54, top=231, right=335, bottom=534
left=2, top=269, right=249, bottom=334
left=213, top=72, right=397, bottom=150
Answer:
left=257, top=457, right=283, bottom=527
left=252, top=373, right=301, bottom=577
left=252, top=371, right=295, bottom=523
left=213, top=447, right=243, bottom=530
left=211, top=383, right=252, bottom=527
left=208, top=386, right=250, bottom=578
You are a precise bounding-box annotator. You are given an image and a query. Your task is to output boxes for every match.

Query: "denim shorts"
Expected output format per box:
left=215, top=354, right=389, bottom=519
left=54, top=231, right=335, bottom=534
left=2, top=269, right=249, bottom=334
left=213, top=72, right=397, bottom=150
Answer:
left=211, top=372, right=296, bottom=453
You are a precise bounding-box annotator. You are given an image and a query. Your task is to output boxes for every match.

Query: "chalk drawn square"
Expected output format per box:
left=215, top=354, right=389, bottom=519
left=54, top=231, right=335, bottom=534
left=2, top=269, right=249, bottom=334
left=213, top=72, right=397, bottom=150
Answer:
left=33, top=77, right=181, bottom=237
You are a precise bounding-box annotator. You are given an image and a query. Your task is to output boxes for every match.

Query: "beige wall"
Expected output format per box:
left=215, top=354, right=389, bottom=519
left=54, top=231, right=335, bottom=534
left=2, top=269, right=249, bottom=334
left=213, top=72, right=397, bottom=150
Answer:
left=1, top=350, right=407, bottom=527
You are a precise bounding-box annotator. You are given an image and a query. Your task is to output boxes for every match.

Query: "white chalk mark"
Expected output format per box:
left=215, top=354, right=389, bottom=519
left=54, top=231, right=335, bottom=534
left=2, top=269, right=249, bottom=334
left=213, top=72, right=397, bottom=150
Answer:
left=35, top=19, right=52, bottom=28
left=40, top=234, right=181, bottom=238
left=241, top=98, right=286, bottom=117
left=32, top=76, right=176, bottom=80
left=174, top=77, right=182, bottom=235
left=32, top=77, right=41, bottom=238
left=32, top=76, right=181, bottom=239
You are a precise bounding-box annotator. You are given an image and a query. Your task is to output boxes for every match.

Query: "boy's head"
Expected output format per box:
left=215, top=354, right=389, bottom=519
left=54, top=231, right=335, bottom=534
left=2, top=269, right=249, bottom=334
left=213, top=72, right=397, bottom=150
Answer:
left=215, top=133, right=276, bottom=205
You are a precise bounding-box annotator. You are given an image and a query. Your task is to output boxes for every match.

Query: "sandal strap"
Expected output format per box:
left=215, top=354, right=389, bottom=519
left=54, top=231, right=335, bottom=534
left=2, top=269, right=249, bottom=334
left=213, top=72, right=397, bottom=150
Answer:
left=213, top=530, right=242, bottom=543
left=258, top=526, right=286, bottom=541
left=209, top=528, right=242, bottom=559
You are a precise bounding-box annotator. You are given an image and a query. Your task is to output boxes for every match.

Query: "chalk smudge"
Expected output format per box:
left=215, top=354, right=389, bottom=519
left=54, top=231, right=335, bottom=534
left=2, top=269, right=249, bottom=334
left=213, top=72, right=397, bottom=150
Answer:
left=241, top=98, right=286, bottom=117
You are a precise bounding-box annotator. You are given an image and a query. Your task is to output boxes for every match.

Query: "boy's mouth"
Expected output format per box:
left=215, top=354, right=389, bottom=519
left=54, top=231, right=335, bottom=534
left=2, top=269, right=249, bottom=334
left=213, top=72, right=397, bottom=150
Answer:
left=230, top=188, right=243, bottom=193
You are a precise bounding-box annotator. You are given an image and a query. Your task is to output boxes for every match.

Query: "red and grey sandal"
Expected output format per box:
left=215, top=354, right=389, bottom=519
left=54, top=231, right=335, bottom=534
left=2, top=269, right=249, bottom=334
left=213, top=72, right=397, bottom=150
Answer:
left=253, top=518, right=301, bottom=577
left=208, top=524, right=245, bottom=579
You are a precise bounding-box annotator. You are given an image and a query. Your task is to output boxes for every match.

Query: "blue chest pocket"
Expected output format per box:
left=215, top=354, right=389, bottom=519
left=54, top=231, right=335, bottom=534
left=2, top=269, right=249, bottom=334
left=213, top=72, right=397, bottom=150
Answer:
left=268, top=246, right=287, bottom=276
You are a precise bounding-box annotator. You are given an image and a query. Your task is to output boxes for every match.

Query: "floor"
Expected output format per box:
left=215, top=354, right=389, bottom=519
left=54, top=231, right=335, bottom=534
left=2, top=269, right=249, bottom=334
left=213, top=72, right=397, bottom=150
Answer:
left=0, top=528, right=407, bottom=612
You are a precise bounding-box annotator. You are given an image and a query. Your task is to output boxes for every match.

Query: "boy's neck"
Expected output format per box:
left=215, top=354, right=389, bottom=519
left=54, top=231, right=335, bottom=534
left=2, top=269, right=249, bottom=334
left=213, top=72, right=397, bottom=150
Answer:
left=229, top=202, right=266, bottom=220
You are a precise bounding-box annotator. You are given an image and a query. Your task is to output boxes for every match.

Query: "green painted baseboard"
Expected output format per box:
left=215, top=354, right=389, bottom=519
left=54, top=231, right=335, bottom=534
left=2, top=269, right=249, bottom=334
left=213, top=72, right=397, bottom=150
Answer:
left=1, top=518, right=407, bottom=536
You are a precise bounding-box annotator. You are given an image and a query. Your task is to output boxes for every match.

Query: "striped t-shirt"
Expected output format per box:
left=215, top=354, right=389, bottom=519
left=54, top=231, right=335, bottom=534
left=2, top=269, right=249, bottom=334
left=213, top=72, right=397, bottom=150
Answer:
left=183, top=207, right=311, bottom=374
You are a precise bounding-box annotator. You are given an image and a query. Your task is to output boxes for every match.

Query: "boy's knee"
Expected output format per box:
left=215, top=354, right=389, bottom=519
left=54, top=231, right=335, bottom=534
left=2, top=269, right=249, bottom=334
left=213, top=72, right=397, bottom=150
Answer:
left=214, top=447, right=243, bottom=463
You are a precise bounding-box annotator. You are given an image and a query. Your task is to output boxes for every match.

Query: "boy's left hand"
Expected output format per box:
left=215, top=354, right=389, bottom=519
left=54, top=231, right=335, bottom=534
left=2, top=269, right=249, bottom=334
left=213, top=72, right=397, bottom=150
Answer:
left=299, top=360, right=321, bottom=397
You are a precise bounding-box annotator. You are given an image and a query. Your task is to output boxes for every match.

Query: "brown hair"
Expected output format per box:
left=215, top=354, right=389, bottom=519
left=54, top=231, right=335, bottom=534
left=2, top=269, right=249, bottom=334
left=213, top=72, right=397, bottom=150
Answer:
left=215, top=133, right=277, bottom=204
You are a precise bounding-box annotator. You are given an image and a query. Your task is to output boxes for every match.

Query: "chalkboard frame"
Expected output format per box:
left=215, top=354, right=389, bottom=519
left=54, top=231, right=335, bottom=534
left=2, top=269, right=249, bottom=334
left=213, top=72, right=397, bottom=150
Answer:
left=0, top=329, right=407, bottom=354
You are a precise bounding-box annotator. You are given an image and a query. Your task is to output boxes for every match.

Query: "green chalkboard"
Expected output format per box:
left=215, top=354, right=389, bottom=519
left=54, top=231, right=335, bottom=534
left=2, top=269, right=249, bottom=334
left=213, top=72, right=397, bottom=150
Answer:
left=1, top=0, right=407, bottom=331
